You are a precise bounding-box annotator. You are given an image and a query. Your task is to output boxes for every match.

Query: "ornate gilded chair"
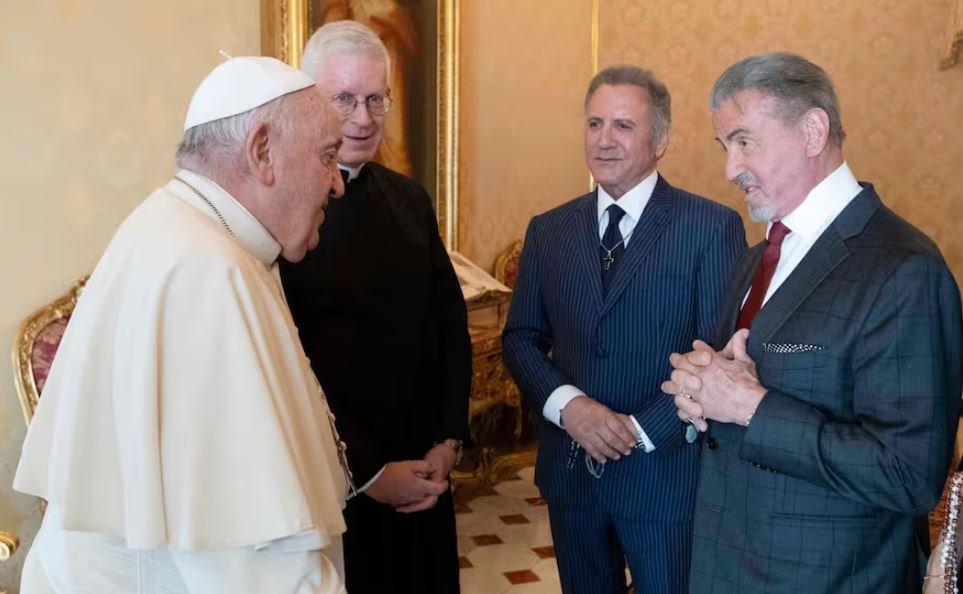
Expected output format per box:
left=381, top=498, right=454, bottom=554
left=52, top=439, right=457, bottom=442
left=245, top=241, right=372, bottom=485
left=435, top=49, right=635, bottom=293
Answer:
left=4, top=276, right=86, bottom=579
left=493, top=239, right=523, bottom=289
left=11, top=275, right=88, bottom=425
left=925, top=467, right=963, bottom=593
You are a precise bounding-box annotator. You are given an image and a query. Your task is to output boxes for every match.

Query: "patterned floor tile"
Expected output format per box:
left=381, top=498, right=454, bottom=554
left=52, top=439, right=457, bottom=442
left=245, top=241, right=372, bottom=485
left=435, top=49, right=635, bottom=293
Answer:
left=460, top=567, right=513, bottom=594
left=499, top=513, right=530, bottom=525
left=531, top=558, right=562, bottom=584
left=505, top=582, right=562, bottom=594
left=494, top=478, right=542, bottom=499
left=504, top=569, right=540, bottom=585
left=471, top=534, right=503, bottom=546
left=457, top=464, right=559, bottom=592
left=467, top=541, right=539, bottom=569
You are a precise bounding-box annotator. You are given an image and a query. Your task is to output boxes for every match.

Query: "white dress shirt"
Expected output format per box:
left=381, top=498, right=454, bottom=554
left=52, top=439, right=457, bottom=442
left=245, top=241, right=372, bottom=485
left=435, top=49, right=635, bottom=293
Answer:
left=542, top=169, right=660, bottom=452
left=749, top=162, right=862, bottom=306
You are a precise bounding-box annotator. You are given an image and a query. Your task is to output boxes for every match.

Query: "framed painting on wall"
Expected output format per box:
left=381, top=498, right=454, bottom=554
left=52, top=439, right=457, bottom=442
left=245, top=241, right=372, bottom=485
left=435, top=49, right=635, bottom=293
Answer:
left=260, top=0, right=460, bottom=248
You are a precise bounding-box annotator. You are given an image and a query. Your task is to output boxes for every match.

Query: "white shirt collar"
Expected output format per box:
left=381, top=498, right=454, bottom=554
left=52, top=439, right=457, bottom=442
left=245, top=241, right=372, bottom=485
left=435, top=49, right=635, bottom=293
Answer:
left=596, top=169, right=659, bottom=223
left=169, top=169, right=282, bottom=265
left=338, top=163, right=364, bottom=182
left=776, top=162, right=861, bottom=241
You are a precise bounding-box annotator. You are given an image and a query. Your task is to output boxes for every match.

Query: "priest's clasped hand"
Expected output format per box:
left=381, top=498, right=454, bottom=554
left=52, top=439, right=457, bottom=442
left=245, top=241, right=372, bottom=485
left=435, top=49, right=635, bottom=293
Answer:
left=365, top=460, right=448, bottom=514
left=662, top=329, right=767, bottom=431
left=560, top=395, right=639, bottom=464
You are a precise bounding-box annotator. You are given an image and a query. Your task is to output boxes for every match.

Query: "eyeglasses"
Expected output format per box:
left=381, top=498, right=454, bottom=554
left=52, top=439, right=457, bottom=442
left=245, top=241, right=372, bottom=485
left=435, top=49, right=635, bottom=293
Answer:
left=329, top=91, right=392, bottom=117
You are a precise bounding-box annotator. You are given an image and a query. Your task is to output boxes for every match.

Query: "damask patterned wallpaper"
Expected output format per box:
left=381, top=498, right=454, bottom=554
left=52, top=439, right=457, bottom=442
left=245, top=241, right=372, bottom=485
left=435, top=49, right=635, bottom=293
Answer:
left=458, top=0, right=963, bottom=281
left=599, top=0, right=963, bottom=266
left=457, top=1, right=594, bottom=272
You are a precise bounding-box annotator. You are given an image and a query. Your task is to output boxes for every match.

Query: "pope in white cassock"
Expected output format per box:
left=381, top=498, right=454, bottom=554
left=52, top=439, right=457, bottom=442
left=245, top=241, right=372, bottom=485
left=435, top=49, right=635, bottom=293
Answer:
left=13, top=56, right=352, bottom=593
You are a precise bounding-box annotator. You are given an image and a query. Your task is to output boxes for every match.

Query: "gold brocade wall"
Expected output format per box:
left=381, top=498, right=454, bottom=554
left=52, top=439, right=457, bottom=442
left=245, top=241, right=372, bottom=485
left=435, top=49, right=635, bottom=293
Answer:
left=456, top=1, right=595, bottom=271
left=598, top=0, right=963, bottom=267
left=456, top=0, right=963, bottom=278
left=0, top=2, right=260, bottom=590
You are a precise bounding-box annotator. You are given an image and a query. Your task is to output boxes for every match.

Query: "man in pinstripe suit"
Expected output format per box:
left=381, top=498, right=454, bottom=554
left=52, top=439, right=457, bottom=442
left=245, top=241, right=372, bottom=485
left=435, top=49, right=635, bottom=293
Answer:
left=502, top=66, right=746, bottom=594
left=668, top=53, right=963, bottom=593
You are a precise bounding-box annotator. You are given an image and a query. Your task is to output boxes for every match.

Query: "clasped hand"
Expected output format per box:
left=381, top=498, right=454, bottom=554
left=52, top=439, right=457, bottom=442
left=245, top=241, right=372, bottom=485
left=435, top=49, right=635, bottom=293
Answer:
left=560, top=396, right=639, bottom=464
left=365, top=444, right=455, bottom=514
left=661, top=329, right=766, bottom=432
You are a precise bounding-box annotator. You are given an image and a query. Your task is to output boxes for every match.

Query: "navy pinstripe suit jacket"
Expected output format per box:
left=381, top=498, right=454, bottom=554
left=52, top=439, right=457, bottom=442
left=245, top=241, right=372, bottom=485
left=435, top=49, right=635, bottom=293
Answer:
left=689, top=185, right=963, bottom=593
left=503, top=175, right=746, bottom=519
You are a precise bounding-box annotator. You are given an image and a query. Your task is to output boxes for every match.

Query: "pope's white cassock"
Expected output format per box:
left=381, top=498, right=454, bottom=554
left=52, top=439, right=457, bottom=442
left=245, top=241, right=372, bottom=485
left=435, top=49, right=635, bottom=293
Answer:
left=14, top=167, right=349, bottom=593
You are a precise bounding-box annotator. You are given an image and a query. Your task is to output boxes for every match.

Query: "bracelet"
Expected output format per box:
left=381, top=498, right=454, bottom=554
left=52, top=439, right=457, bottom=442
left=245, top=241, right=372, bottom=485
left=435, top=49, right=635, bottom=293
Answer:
left=745, top=413, right=753, bottom=427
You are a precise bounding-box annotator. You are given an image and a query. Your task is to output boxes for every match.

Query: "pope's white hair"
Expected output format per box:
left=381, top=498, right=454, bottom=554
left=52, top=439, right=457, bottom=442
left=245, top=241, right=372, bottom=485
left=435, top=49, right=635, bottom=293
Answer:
left=300, top=20, right=390, bottom=80
left=175, top=94, right=295, bottom=175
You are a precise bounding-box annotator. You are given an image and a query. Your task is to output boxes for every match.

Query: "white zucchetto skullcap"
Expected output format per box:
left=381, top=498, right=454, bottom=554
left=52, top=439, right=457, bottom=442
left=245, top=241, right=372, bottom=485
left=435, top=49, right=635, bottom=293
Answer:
left=184, top=55, right=316, bottom=131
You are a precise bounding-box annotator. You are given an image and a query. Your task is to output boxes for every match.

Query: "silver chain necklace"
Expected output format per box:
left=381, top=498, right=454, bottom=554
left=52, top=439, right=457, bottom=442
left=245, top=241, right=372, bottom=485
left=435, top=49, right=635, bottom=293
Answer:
left=600, top=226, right=636, bottom=271
left=174, top=176, right=236, bottom=238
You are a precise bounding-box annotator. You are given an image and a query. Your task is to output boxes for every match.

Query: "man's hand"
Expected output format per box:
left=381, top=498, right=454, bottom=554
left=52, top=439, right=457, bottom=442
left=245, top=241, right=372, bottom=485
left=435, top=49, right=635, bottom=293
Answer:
left=560, top=396, right=639, bottom=464
left=422, top=443, right=457, bottom=483
left=392, top=445, right=457, bottom=514
left=365, top=460, right=447, bottom=512
left=662, top=330, right=766, bottom=428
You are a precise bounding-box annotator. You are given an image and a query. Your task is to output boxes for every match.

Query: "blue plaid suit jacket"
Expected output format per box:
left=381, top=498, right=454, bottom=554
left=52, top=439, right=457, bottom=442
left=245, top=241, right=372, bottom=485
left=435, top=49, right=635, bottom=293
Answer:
left=502, top=175, right=745, bottom=520
left=690, top=184, right=963, bottom=593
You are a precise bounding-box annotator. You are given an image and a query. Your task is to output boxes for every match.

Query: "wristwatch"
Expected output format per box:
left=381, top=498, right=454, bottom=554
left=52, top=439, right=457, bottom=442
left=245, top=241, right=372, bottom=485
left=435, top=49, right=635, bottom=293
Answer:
left=438, top=438, right=464, bottom=466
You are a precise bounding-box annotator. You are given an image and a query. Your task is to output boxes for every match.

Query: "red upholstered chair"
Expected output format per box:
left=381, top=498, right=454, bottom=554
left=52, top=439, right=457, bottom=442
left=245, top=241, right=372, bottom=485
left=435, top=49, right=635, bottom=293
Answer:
left=11, top=276, right=88, bottom=425
left=493, top=239, right=523, bottom=289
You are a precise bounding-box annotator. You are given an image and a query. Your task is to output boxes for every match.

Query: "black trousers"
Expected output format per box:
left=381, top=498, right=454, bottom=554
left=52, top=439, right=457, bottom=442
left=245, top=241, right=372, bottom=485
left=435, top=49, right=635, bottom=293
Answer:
left=343, top=488, right=459, bottom=593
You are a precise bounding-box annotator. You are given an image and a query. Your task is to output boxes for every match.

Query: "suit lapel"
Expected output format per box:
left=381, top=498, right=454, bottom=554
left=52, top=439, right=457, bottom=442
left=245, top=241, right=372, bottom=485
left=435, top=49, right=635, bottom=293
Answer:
left=573, top=191, right=604, bottom=309
left=748, top=185, right=881, bottom=345
left=600, top=176, right=674, bottom=316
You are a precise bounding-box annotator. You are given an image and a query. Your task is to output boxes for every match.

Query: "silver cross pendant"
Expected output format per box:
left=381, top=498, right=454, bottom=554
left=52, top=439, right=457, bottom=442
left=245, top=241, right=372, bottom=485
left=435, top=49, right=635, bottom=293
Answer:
left=601, top=251, right=614, bottom=271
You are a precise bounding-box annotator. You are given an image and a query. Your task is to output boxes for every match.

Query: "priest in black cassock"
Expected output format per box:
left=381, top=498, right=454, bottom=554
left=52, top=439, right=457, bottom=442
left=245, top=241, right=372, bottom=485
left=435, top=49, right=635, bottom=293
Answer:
left=278, top=20, right=472, bottom=594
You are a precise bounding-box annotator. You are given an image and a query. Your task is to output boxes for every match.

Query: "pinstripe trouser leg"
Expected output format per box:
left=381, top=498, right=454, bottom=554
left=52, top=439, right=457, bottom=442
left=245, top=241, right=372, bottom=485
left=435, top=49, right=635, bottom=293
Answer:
left=613, top=517, right=691, bottom=594
left=547, top=501, right=629, bottom=594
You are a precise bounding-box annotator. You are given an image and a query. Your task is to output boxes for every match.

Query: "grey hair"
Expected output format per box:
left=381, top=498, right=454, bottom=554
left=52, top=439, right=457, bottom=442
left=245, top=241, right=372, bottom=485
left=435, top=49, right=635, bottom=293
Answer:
left=710, top=52, right=846, bottom=146
left=175, top=93, right=293, bottom=174
left=301, top=20, right=390, bottom=79
left=585, top=65, right=672, bottom=147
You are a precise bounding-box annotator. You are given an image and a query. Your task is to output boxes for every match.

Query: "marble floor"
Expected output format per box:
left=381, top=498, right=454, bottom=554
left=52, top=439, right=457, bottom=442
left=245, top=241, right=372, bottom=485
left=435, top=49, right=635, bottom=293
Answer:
left=455, top=466, right=561, bottom=594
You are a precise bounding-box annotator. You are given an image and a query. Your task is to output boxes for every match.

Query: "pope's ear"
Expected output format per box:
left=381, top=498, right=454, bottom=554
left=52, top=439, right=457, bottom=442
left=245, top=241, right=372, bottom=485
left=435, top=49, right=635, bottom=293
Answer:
left=245, top=122, right=275, bottom=186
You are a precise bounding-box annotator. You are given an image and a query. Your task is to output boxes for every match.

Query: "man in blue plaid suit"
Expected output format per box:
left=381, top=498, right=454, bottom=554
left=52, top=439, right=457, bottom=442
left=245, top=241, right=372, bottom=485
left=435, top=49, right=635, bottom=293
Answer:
left=503, top=66, right=745, bottom=594
left=669, top=52, right=963, bottom=593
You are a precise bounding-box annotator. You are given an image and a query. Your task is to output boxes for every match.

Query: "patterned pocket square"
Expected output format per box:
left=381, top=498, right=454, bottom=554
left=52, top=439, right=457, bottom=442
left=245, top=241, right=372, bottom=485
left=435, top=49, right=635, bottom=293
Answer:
left=762, top=342, right=826, bottom=354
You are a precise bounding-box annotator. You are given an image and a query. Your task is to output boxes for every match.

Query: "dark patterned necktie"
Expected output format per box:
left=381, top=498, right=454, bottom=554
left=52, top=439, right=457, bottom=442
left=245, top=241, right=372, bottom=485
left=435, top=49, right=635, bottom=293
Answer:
left=600, top=204, right=627, bottom=295
left=340, top=169, right=350, bottom=185
left=736, top=221, right=791, bottom=330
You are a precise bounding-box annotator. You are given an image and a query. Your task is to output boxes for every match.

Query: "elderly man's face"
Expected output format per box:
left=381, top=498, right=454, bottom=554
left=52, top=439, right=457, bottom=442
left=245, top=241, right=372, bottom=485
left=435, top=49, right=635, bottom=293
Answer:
left=274, top=89, right=344, bottom=262
left=584, top=84, right=666, bottom=199
left=712, top=90, right=811, bottom=222
left=311, top=53, right=387, bottom=168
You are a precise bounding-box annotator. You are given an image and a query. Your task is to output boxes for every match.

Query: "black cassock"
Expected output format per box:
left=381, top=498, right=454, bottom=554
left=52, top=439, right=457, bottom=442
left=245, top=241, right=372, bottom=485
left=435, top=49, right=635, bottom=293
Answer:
left=279, top=161, right=471, bottom=594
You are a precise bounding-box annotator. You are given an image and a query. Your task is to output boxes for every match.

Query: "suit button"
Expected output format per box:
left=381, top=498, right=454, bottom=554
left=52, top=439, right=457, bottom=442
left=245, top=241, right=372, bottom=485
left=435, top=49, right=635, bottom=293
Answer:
left=596, top=343, right=607, bottom=357
left=706, top=437, right=718, bottom=450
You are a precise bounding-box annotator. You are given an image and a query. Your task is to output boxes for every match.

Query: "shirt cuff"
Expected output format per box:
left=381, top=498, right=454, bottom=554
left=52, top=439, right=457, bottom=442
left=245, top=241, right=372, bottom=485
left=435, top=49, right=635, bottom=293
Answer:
left=629, top=416, right=655, bottom=453
left=349, top=465, right=386, bottom=499
left=543, top=385, right=585, bottom=427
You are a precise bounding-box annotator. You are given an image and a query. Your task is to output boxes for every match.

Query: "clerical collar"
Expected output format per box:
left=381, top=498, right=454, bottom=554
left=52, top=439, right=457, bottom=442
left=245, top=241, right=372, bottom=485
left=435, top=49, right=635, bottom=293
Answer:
left=168, top=169, right=282, bottom=265
left=338, top=163, right=364, bottom=182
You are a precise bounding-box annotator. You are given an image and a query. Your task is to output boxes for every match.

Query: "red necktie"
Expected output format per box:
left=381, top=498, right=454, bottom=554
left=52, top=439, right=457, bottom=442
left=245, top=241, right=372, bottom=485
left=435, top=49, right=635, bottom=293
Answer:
left=736, top=221, right=791, bottom=330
